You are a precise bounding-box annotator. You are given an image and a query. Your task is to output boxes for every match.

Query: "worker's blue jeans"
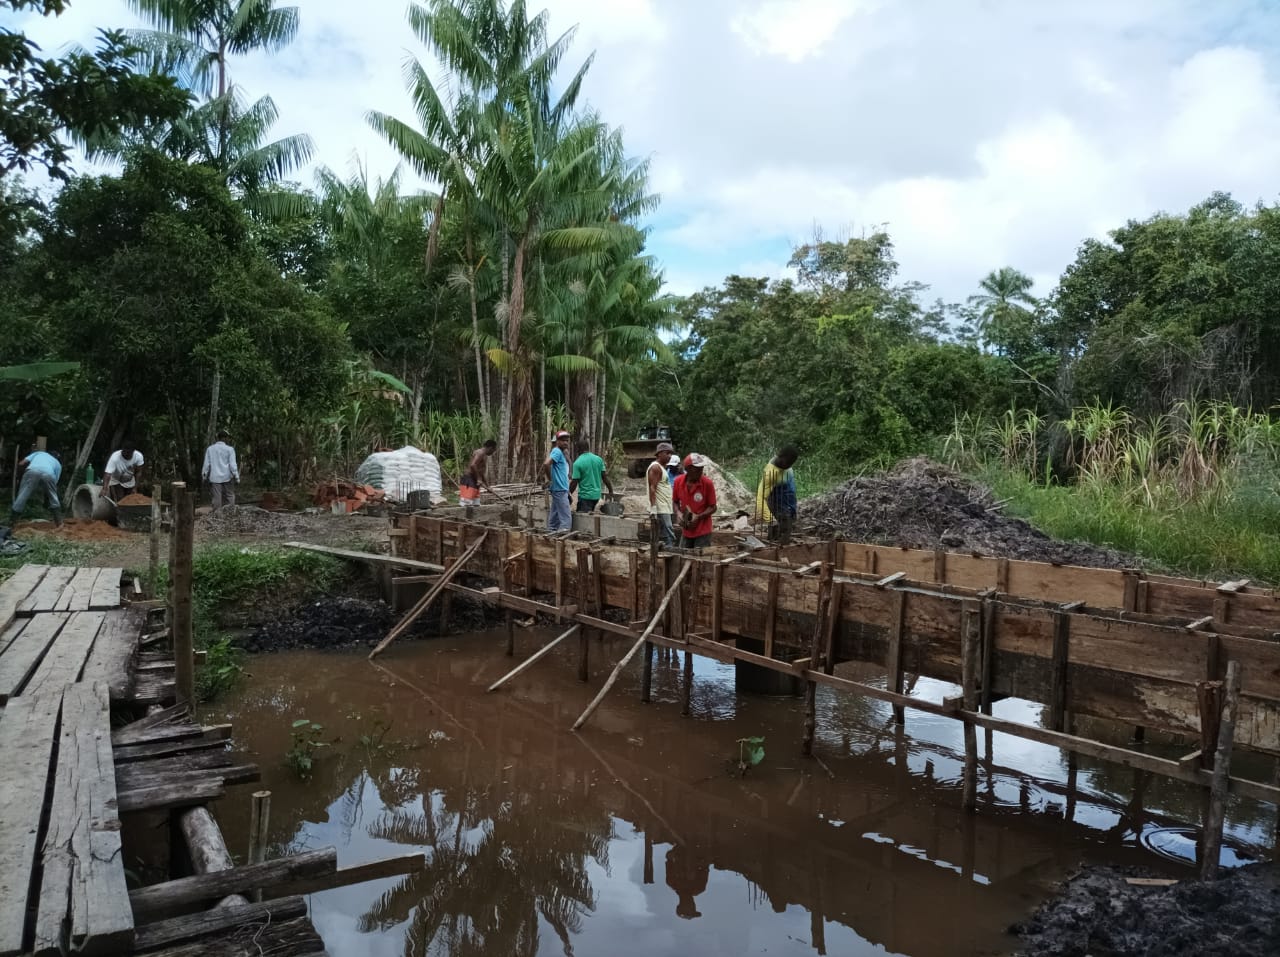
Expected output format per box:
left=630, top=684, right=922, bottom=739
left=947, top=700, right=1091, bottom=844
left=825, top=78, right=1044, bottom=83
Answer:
left=548, top=490, right=571, bottom=531
left=13, top=470, right=60, bottom=515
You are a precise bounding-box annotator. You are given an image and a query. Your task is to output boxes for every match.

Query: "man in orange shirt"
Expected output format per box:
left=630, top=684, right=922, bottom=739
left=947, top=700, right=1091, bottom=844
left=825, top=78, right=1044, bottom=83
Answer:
left=672, top=453, right=717, bottom=549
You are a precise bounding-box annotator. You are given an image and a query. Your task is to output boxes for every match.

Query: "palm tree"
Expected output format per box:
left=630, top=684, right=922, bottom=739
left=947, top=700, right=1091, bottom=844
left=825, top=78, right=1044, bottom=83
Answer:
left=315, top=160, right=433, bottom=283
left=968, top=266, right=1038, bottom=355
left=124, top=0, right=311, bottom=193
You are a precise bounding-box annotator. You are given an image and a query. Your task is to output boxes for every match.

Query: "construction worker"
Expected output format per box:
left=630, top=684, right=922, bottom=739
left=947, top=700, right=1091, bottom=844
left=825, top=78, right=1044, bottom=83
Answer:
left=646, top=443, right=675, bottom=546
left=461, top=439, right=497, bottom=511
left=756, top=445, right=799, bottom=543
left=201, top=430, right=240, bottom=510
left=103, top=441, right=145, bottom=503
left=673, top=453, right=717, bottom=548
left=11, top=446, right=62, bottom=527
left=542, top=431, right=572, bottom=531
left=569, top=440, right=613, bottom=513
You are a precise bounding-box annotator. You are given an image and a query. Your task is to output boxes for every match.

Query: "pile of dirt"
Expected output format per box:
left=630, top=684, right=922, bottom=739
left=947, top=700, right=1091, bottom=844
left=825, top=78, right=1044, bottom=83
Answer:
left=117, top=493, right=152, bottom=506
left=1014, top=864, right=1280, bottom=956
left=240, top=592, right=497, bottom=653
left=197, top=505, right=314, bottom=538
left=803, top=457, right=1134, bottom=568
left=16, top=519, right=132, bottom=542
left=617, top=455, right=755, bottom=518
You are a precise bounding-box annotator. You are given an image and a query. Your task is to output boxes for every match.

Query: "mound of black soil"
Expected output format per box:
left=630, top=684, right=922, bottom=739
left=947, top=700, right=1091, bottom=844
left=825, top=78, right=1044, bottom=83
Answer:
left=1014, top=864, right=1280, bottom=956
left=803, top=457, right=1135, bottom=568
left=240, top=593, right=497, bottom=653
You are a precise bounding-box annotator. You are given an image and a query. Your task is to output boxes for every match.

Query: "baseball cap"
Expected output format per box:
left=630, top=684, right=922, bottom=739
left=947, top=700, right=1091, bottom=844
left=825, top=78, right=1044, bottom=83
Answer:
left=656, top=442, right=674, bottom=453
left=555, top=430, right=571, bottom=439
left=685, top=453, right=707, bottom=468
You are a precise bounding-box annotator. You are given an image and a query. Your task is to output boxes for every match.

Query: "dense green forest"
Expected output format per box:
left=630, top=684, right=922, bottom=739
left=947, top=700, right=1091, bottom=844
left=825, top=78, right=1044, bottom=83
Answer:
left=2, top=0, right=1278, bottom=579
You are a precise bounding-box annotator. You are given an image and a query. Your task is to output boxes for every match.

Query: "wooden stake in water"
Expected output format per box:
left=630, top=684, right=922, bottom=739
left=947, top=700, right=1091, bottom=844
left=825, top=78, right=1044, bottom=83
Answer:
left=487, top=624, right=580, bottom=693
left=247, top=790, right=271, bottom=902
left=1202, top=660, right=1241, bottom=879
left=961, top=603, right=981, bottom=812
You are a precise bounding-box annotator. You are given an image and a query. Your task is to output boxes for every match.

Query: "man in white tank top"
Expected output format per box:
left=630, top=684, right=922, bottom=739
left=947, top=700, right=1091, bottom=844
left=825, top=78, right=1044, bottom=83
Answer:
left=646, top=443, right=675, bottom=546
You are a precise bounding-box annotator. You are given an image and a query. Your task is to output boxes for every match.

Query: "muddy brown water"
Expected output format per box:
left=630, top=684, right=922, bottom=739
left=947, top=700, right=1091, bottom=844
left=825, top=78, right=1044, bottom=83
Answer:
left=208, top=630, right=1276, bottom=957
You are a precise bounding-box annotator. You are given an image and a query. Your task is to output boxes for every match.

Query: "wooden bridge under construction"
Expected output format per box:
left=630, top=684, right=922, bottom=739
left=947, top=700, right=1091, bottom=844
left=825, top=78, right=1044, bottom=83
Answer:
left=363, top=511, right=1280, bottom=872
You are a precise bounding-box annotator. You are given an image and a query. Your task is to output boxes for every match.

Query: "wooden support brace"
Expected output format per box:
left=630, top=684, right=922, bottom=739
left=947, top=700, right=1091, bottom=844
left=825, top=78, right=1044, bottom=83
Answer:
left=1049, top=607, right=1072, bottom=732
left=488, top=625, right=581, bottom=692
left=961, top=604, right=981, bottom=812
left=711, top=564, right=724, bottom=642
left=886, top=589, right=907, bottom=724
left=933, top=549, right=946, bottom=583
left=822, top=581, right=842, bottom=675
left=1202, top=660, right=1241, bottom=880
left=763, top=574, right=779, bottom=660
left=980, top=597, right=996, bottom=713
left=875, top=571, right=907, bottom=589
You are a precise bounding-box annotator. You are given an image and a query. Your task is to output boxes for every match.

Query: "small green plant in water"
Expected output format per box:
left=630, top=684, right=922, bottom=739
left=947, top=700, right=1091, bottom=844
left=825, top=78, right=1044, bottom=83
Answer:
left=196, top=637, right=243, bottom=702
left=285, top=718, right=329, bottom=777
left=736, top=736, right=765, bottom=776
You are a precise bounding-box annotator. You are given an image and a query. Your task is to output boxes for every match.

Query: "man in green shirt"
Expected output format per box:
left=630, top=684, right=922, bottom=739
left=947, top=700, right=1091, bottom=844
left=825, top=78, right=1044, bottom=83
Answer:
left=570, top=441, right=614, bottom=513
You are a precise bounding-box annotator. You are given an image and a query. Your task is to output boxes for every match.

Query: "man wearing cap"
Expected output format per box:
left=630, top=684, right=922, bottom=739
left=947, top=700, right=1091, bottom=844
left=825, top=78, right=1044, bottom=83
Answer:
left=673, top=453, right=717, bottom=548
left=542, top=431, right=572, bottom=531
left=201, top=429, right=240, bottom=510
left=646, top=443, right=675, bottom=546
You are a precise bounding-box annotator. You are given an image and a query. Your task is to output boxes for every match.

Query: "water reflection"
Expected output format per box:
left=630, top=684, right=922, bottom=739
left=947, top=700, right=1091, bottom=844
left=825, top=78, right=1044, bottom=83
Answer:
left=209, top=631, right=1275, bottom=957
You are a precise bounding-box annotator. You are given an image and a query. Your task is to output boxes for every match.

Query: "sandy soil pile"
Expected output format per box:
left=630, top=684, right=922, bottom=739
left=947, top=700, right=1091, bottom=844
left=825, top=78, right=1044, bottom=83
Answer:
left=117, top=493, right=152, bottom=506
left=802, top=457, right=1134, bottom=567
left=17, top=519, right=132, bottom=542
left=1014, top=864, right=1280, bottom=956
left=617, top=454, right=755, bottom=517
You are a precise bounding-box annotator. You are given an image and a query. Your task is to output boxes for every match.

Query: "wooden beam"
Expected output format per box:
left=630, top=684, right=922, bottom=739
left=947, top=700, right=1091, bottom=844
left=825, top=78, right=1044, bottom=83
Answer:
left=1202, top=661, right=1241, bottom=880
left=133, top=898, right=307, bottom=952
left=571, top=563, right=692, bottom=732
left=487, top=625, right=580, bottom=692
left=368, top=531, right=488, bottom=659
left=1049, top=607, right=1071, bottom=731
left=282, top=541, right=444, bottom=573
left=266, top=853, right=426, bottom=898
left=874, top=571, right=907, bottom=589
left=763, top=574, right=779, bottom=660
left=129, top=849, right=337, bottom=924
left=118, top=778, right=225, bottom=814
left=886, top=590, right=907, bottom=724
left=0, top=564, right=48, bottom=632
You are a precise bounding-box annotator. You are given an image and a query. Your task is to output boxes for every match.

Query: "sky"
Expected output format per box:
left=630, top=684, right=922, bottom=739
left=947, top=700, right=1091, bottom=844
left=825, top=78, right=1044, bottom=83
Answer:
left=10, top=0, right=1280, bottom=302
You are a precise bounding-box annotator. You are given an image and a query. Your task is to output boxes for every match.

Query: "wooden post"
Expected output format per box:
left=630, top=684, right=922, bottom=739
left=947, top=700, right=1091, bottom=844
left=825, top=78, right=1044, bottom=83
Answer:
left=886, top=589, right=907, bottom=724
left=802, top=565, right=834, bottom=757
left=979, top=597, right=995, bottom=713
left=711, top=563, right=724, bottom=642
left=763, top=573, right=778, bottom=660
left=172, top=482, right=195, bottom=707
left=505, top=611, right=515, bottom=657
left=1048, top=606, right=1073, bottom=732
left=961, top=604, right=980, bottom=812
left=1202, top=660, right=1241, bottom=880
left=571, top=563, right=691, bottom=732
left=641, top=635, right=654, bottom=703
left=247, top=790, right=271, bottom=903
left=577, top=549, right=591, bottom=681
left=148, top=493, right=162, bottom=599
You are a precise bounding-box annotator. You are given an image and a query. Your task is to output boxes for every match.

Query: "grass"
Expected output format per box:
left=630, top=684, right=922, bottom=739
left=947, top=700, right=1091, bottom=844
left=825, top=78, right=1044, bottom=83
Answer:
left=987, top=469, right=1280, bottom=584
left=0, top=537, right=104, bottom=582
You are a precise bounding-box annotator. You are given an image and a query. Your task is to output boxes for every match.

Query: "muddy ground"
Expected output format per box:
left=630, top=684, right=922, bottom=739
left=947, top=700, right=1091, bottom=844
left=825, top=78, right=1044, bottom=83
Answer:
left=803, top=458, right=1136, bottom=568
left=1014, top=863, right=1280, bottom=956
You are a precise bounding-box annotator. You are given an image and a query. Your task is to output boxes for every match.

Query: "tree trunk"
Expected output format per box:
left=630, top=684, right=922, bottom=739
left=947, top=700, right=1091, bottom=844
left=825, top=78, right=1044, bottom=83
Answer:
left=607, top=375, right=623, bottom=449
left=204, top=366, right=221, bottom=449
left=503, top=232, right=532, bottom=476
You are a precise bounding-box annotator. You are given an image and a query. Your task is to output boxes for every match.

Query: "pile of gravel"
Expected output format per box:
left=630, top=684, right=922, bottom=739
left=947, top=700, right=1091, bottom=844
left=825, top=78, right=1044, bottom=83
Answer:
left=197, top=505, right=315, bottom=538
left=802, top=457, right=1135, bottom=568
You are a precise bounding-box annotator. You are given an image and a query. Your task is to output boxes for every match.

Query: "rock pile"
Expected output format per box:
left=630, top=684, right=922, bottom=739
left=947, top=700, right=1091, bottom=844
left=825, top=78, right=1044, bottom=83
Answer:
left=802, top=457, right=1134, bottom=568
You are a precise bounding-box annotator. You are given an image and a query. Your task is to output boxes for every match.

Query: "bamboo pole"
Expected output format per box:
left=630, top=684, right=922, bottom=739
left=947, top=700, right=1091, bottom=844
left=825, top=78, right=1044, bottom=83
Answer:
left=172, top=482, right=195, bottom=707
left=1202, top=660, right=1241, bottom=879
left=368, top=531, right=488, bottom=659
left=487, top=624, right=580, bottom=693
left=571, top=563, right=691, bottom=732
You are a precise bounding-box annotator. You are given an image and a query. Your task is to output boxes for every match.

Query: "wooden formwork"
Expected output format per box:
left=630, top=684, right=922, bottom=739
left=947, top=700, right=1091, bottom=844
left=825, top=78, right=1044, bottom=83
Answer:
left=390, top=515, right=1280, bottom=830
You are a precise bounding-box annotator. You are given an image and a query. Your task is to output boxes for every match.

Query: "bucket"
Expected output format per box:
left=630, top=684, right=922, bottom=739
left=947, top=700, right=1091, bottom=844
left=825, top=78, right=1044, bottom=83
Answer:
left=600, top=502, right=624, bottom=516
left=116, top=504, right=152, bottom=533
left=71, top=484, right=115, bottom=523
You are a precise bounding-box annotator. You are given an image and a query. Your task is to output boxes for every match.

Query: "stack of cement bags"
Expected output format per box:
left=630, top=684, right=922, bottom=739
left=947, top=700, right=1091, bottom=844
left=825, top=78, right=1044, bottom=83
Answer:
left=355, top=446, right=445, bottom=504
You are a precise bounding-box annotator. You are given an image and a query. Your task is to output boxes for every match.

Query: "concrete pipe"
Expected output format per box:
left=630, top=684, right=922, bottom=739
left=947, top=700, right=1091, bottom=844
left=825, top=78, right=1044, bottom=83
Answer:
left=71, top=484, right=116, bottom=523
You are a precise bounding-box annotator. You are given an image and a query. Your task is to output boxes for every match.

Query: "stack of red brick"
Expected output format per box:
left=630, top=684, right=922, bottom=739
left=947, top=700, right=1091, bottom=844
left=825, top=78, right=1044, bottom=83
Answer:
left=312, top=481, right=386, bottom=513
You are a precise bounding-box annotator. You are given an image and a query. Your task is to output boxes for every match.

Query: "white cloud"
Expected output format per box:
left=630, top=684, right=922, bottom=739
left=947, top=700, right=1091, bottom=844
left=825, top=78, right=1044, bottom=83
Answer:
left=12, top=0, right=1280, bottom=303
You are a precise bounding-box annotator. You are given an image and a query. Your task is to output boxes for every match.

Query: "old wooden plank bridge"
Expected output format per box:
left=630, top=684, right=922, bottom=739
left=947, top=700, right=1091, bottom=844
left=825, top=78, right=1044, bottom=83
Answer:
left=359, top=513, right=1280, bottom=873
left=0, top=483, right=422, bottom=957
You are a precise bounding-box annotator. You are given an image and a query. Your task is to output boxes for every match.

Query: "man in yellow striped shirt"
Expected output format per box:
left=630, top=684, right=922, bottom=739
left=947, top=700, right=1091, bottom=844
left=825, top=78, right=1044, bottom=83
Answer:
left=755, top=446, right=799, bottom=544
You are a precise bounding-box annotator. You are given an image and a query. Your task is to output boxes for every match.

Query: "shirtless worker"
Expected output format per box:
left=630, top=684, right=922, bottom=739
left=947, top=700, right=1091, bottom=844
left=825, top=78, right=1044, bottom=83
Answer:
left=646, top=442, right=675, bottom=546
left=460, top=439, right=498, bottom=511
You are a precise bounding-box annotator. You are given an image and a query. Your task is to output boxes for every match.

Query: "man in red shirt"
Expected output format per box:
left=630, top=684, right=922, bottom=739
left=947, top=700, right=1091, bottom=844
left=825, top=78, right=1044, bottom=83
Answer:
left=673, top=453, right=717, bottom=548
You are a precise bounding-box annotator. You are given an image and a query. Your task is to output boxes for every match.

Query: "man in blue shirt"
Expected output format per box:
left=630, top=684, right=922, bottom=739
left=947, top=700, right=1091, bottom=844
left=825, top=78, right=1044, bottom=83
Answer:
left=11, top=447, right=63, bottom=528
left=542, top=430, right=572, bottom=531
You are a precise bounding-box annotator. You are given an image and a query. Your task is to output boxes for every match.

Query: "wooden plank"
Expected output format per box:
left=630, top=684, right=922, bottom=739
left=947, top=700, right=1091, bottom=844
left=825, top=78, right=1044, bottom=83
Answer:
left=87, top=569, right=123, bottom=610
left=0, top=564, right=49, bottom=630
left=129, top=848, right=337, bottom=923
left=266, top=853, right=426, bottom=898
left=114, top=751, right=244, bottom=790
left=0, top=612, right=68, bottom=704
left=282, top=540, right=444, bottom=573
left=53, top=567, right=102, bottom=612
left=118, top=778, right=227, bottom=814
left=134, top=915, right=323, bottom=957
left=34, top=683, right=133, bottom=957
left=0, top=691, right=62, bottom=957
left=113, top=727, right=232, bottom=764
left=886, top=590, right=906, bottom=724
left=133, top=897, right=308, bottom=952
left=79, top=609, right=139, bottom=703
left=1048, top=609, right=1071, bottom=731
left=23, top=610, right=104, bottom=699
left=17, top=566, right=76, bottom=615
